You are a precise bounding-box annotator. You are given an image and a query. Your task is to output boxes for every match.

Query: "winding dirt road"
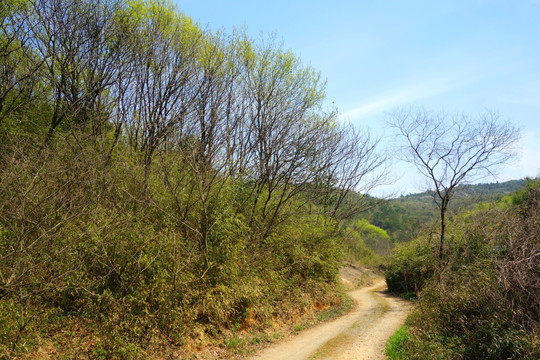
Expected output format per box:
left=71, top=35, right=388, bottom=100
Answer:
left=249, top=278, right=411, bottom=360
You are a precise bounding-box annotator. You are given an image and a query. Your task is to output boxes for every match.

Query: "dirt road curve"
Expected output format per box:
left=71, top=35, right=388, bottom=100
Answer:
left=249, top=279, right=411, bottom=360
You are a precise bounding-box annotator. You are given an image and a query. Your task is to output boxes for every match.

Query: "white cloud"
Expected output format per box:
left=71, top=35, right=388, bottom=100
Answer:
left=339, top=72, right=477, bottom=123
left=340, top=94, right=405, bottom=120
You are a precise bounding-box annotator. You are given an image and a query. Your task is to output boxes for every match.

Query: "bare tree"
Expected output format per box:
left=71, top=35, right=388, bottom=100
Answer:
left=0, top=0, right=43, bottom=126
left=389, top=107, right=520, bottom=268
left=239, top=37, right=328, bottom=237
left=122, top=2, right=203, bottom=180
left=162, top=30, right=245, bottom=268
left=314, top=123, right=388, bottom=223
left=26, top=0, right=129, bottom=145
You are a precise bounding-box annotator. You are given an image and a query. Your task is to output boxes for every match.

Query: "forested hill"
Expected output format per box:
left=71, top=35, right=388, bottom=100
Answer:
left=0, top=0, right=384, bottom=357
left=361, top=179, right=527, bottom=243
left=401, top=178, right=526, bottom=201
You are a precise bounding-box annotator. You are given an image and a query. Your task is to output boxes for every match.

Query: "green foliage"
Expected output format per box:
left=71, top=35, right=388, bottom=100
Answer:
left=338, top=215, right=396, bottom=267
left=354, top=218, right=389, bottom=238
left=0, top=138, right=350, bottom=357
left=361, top=196, right=436, bottom=243
left=352, top=218, right=392, bottom=258
left=361, top=179, right=527, bottom=244
left=385, top=235, right=437, bottom=294
left=385, top=325, right=409, bottom=360
left=388, top=181, right=540, bottom=359
left=341, top=228, right=379, bottom=266
left=403, top=263, right=536, bottom=359
left=510, top=177, right=540, bottom=206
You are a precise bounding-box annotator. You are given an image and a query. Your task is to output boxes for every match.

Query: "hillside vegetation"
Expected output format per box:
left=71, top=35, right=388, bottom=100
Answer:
left=0, top=0, right=385, bottom=358
left=385, top=179, right=540, bottom=359
left=362, top=179, right=526, bottom=243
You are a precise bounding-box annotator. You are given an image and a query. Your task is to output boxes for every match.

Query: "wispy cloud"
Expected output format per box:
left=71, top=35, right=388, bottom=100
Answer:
left=340, top=77, right=467, bottom=122
left=340, top=94, right=405, bottom=120
left=338, top=59, right=501, bottom=123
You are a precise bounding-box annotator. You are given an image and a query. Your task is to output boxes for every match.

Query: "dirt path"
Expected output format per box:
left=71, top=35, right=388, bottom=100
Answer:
left=249, top=278, right=411, bottom=360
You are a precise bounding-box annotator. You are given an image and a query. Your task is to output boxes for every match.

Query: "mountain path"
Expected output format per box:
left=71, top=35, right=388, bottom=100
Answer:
left=249, top=274, right=411, bottom=360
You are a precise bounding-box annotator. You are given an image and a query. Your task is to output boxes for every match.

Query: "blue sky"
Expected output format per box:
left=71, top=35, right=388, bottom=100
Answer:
left=175, top=0, right=540, bottom=195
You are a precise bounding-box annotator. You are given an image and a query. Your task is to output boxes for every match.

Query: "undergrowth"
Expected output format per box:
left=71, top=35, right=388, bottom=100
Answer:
left=385, top=179, right=540, bottom=359
left=385, top=325, right=409, bottom=360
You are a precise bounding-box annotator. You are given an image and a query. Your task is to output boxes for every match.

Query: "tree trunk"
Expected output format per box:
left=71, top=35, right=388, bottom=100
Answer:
left=437, top=197, right=449, bottom=286
left=439, top=205, right=446, bottom=262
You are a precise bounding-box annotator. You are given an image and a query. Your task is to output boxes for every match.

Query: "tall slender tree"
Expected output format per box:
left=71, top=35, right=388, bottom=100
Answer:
left=389, top=106, right=520, bottom=272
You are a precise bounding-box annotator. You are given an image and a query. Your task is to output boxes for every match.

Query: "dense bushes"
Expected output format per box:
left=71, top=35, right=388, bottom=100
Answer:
left=386, top=180, right=540, bottom=359
left=341, top=218, right=393, bottom=267
left=385, top=234, right=436, bottom=295
left=0, top=136, right=349, bottom=358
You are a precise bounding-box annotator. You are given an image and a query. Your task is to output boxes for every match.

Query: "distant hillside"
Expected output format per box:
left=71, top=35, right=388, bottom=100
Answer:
left=362, top=179, right=527, bottom=243
left=402, top=178, right=527, bottom=202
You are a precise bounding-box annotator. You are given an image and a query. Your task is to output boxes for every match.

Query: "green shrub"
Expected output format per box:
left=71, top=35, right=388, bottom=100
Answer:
left=392, top=182, right=540, bottom=359
left=342, top=227, right=380, bottom=266
left=385, top=235, right=437, bottom=294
